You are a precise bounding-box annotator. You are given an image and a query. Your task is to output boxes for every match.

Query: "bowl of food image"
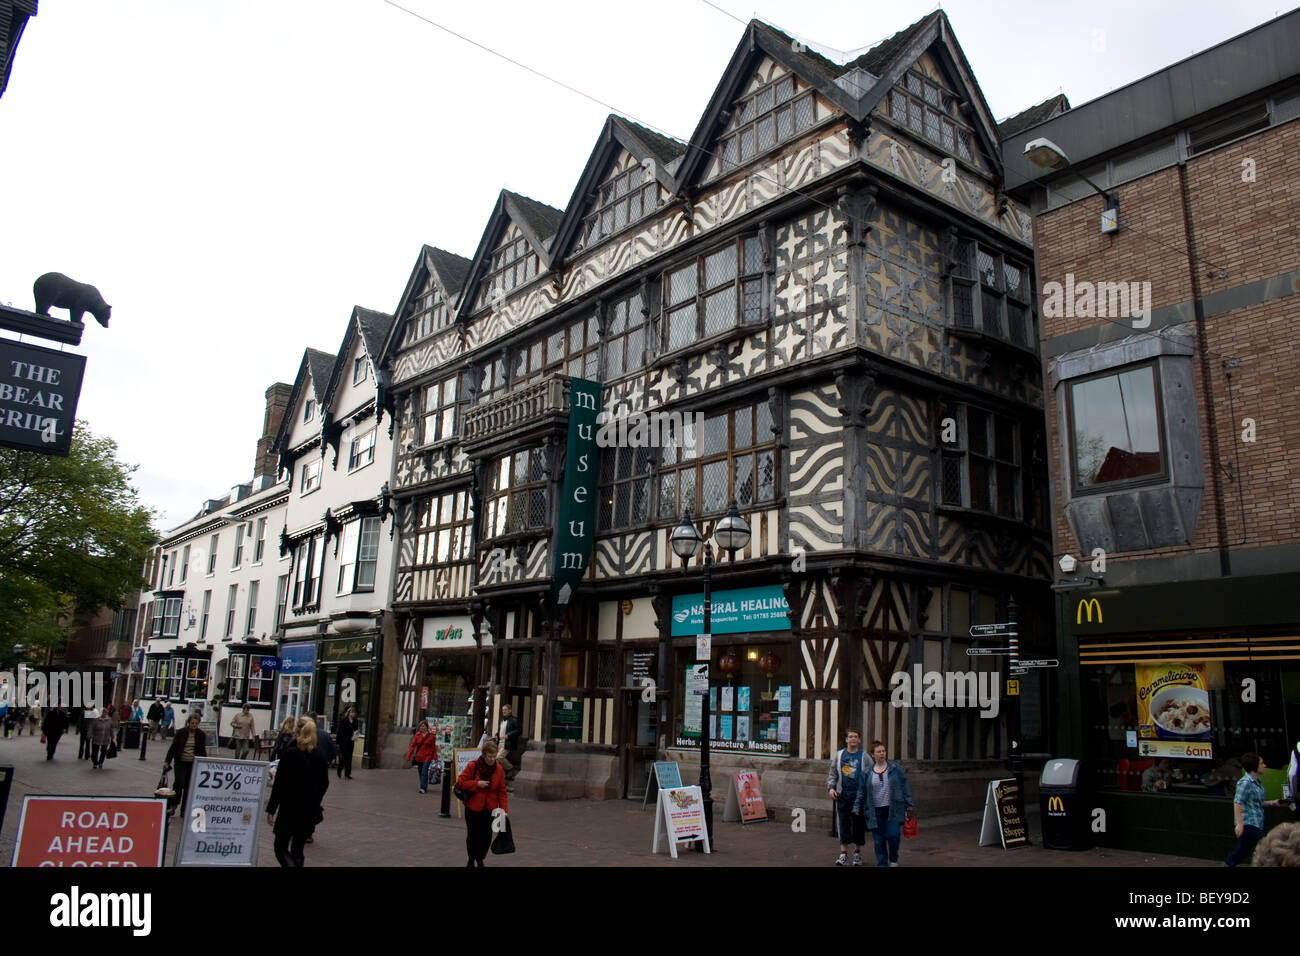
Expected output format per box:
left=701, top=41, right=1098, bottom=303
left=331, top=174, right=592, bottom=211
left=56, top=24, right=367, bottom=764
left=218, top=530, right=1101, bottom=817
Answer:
left=1149, top=684, right=1212, bottom=740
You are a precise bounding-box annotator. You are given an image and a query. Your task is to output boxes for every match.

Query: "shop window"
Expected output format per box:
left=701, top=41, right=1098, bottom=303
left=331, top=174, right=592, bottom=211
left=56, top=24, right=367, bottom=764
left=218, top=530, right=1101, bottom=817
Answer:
left=936, top=401, right=1020, bottom=519
left=228, top=652, right=273, bottom=704
left=484, top=447, right=549, bottom=539
left=184, top=658, right=209, bottom=700
left=144, top=658, right=159, bottom=696
left=657, top=402, right=776, bottom=519
left=1067, top=362, right=1166, bottom=493
left=662, top=236, right=762, bottom=352
left=512, top=651, right=533, bottom=687
left=675, top=645, right=792, bottom=756
left=603, top=289, right=647, bottom=380
left=422, top=375, right=459, bottom=445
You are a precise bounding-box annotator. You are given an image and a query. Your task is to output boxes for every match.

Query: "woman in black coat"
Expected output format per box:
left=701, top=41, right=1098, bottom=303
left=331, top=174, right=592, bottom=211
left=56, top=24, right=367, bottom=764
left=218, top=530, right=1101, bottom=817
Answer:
left=335, top=707, right=357, bottom=779
left=41, top=708, right=69, bottom=760
left=266, top=717, right=329, bottom=867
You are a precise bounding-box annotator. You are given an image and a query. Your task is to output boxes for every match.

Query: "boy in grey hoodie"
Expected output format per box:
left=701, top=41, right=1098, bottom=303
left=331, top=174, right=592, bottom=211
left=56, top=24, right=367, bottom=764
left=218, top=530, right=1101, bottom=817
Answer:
left=826, top=729, right=867, bottom=865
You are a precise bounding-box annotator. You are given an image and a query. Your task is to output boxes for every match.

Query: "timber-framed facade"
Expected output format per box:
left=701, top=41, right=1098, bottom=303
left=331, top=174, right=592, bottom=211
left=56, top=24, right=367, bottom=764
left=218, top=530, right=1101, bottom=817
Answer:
left=380, top=13, right=1053, bottom=810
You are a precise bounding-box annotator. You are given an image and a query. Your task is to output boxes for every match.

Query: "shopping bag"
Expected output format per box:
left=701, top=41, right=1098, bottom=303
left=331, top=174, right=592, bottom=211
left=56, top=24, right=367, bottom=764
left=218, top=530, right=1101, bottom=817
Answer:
left=902, top=814, right=918, bottom=839
left=490, top=817, right=515, bottom=855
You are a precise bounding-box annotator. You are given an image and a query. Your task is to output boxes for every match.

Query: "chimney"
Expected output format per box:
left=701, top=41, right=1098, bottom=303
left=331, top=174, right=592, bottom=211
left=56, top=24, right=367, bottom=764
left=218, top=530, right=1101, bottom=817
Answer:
left=256, top=382, right=293, bottom=479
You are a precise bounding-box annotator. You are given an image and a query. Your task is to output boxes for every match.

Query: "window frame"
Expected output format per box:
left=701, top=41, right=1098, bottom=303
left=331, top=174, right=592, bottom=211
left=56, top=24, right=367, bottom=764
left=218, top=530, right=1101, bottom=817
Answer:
left=661, top=235, right=763, bottom=354
left=245, top=580, right=259, bottom=635
left=292, top=536, right=321, bottom=611
left=300, top=459, right=322, bottom=495
left=511, top=315, right=600, bottom=388
left=936, top=402, right=1022, bottom=520
left=352, top=355, right=369, bottom=385
left=948, top=240, right=1034, bottom=350
left=303, top=399, right=315, bottom=423
left=412, top=490, right=475, bottom=568
left=253, top=517, right=266, bottom=564
left=580, top=162, right=661, bottom=247
left=421, top=375, right=459, bottom=446
left=654, top=402, right=778, bottom=521
left=484, top=448, right=549, bottom=540
left=224, top=583, right=238, bottom=638
left=207, top=534, right=219, bottom=575
left=162, top=597, right=182, bottom=638
left=717, top=72, right=817, bottom=173
left=347, top=427, right=377, bottom=472
left=232, top=523, right=244, bottom=569
left=474, top=230, right=540, bottom=312
left=888, top=68, right=977, bottom=165
left=1065, top=360, right=1170, bottom=497
left=199, top=590, right=212, bottom=641
left=602, top=289, right=647, bottom=382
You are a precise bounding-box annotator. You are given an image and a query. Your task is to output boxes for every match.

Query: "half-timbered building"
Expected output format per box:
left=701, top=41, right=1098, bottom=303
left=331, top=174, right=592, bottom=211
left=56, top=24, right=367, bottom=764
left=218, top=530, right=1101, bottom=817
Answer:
left=381, top=13, right=1053, bottom=813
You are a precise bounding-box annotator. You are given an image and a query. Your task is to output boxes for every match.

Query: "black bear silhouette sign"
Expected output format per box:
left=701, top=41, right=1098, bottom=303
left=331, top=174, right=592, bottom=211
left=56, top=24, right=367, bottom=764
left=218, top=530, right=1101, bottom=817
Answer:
left=33, top=273, right=111, bottom=328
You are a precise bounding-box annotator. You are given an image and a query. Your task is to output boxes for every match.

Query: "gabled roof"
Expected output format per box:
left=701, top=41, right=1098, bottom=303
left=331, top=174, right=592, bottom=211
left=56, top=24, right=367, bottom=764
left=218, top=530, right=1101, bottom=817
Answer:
left=674, top=12, right=1006, bottom=190
left=549, top=114, right=688, bottom=261
left=322, top=306, right=393, bottom=410
left=271, top=347, right=335, bottom=471
left=453, top=189, right=564, bottom=322
left=379, top=244, right=474, bottom=366
left=997, top=93, right=1071, bottom=140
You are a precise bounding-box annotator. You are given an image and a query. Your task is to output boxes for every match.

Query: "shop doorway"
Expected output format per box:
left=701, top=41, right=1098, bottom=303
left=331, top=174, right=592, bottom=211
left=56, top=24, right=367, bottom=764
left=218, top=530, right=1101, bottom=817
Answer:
left=620, top=687, right=657, bottom=799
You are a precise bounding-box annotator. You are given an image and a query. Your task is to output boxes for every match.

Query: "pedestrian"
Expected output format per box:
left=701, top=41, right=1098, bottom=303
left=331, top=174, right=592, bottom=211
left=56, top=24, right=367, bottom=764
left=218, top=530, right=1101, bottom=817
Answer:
left=161, top=702, right=175, bottom=738
left=78, top=705, right=97, bottom=760
left=230, top=703, right=256, bottom=760
left=1, top=694, right=13, bottom=739
left=131, top=700, right=144, bottom=723
left=265, top=718, right=329, bottom=867
left=335, top=707, right=357, bottom=779
left=456, top=739, right=508, bottom=867
left=28, top=701, right=41, bottom=736
left=405, top=719, right=440, bottom=794
left=90, top=709, right=114, bottom=769
left=272, top=716, right=297, bottom=760
left=147, top=700, right=163, bottom=740
left=1226, top=752, right=1287, bottom=866
left=41, top=707, right=69, bottom=760
left=853, top=740, right=915, bottom=867
left=1286, top=740, right=1300, bottom=819
left=497, top=704, right=522, bottom=788
left=826, top=728, right=867, bottom=866
left=306, top=712, right=338, bottom=768
left=12, top=705, right=28, bottom=736
left=163, top=713, right=208, bottom=817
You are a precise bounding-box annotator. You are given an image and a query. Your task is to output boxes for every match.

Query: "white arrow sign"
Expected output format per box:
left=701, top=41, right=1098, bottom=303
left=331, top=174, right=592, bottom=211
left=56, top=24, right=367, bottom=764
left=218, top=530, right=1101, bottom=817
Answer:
left=969, top=623, right=1018, bottom=637
left=966, top=647, right=1016, bottom=656
left=1017, top=659, right=1059, bottom=668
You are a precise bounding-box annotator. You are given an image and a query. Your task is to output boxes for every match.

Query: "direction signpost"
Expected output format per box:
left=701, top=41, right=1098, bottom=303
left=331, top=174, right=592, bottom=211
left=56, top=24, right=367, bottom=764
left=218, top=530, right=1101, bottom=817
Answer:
left=970, top=613, right=1024, bottom=795
left=965, top=647, right=1016, bottom=656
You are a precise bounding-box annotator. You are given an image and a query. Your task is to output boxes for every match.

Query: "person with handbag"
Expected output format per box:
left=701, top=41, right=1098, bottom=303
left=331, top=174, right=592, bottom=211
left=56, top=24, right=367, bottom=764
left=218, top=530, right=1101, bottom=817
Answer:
left=852, top=740, right=915, bottom=867
left=405, top=719, right=440, bottom=794
left=89, top=709, right=115, bottom=769
left=455, top=740, right=508, bottom=867
left=266, top=718, right=329, bottom=867
left=163, top=713, right=207, bottom=816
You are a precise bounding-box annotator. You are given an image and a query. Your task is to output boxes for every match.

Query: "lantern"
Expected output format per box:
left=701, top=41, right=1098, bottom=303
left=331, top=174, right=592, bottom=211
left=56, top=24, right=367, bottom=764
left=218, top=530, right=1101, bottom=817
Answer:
left=718, top=651, right=742, bottom=679
left=759, top=652, right=781, bottom=677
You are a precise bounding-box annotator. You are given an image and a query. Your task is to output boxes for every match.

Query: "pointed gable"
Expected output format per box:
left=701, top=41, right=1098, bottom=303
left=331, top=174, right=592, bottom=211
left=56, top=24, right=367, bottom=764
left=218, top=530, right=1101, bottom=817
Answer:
left=322, top=306, right=393, bottom=413
left=457, top=190, right=563, bottom=320
left=549, top=115, right=687, bottom=260
left=272, top=347, right=336, bottom=475
left=380, top=244, right=473, bottom=365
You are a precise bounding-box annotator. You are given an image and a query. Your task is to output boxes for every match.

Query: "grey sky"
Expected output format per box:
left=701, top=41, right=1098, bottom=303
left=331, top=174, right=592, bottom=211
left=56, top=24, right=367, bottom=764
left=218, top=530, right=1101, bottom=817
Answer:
left=0, top=0, right=1287, bottom=530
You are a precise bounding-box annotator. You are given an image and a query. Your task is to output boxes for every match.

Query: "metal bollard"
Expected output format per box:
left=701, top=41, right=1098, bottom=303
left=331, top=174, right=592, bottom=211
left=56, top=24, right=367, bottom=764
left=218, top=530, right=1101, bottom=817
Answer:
left=439, top=759, right=452, bottom=818
left=139, top=727, right=148, bottom=760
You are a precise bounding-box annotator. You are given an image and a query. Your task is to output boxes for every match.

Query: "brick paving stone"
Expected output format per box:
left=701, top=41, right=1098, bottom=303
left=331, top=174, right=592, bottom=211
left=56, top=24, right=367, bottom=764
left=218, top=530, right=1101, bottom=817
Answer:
left=0, top=733, right=1212, bottom=867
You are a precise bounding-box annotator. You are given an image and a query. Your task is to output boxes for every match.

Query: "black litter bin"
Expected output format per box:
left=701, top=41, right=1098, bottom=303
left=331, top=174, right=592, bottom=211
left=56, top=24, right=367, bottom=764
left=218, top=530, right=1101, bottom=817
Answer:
left=1040, top=757, right=1091, bottom=850
left=122, top=721, right=142, bottom=750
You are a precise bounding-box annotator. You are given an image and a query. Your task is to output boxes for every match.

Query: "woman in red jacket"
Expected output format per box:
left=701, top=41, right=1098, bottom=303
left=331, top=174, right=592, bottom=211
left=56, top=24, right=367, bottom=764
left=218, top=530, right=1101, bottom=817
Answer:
left=405, top=719, right=440, bottom=794
left=456, top=740, right=507, bottom=867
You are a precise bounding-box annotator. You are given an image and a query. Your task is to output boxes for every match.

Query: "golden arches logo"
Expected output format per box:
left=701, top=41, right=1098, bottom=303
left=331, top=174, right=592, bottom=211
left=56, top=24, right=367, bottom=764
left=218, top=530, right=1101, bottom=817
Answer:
left=1076, top=598, right=1103, bottom=624
left=1047, top=796, right=1065, bottom=813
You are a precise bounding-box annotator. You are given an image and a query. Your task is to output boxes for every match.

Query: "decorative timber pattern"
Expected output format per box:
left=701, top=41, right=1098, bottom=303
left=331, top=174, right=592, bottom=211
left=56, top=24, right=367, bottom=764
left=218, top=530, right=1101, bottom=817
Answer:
left=396, top=618, right=422, bottom=728
left=787, top=386, right=845, bottom=552
left=862, top=386, right=932, bottom=559
left=794, top=574, right=840, bottom=761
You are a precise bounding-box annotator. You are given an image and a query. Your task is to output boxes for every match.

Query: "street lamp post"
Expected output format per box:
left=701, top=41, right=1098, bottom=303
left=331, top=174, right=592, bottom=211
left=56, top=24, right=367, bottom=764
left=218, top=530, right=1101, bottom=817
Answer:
left=670, top=500, right=750, bottom=853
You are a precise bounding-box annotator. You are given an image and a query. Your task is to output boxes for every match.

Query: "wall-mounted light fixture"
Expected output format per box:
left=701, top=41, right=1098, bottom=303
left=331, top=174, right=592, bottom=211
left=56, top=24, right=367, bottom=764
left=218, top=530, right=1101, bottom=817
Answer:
left=1025, top=137, right=1119, bottom=234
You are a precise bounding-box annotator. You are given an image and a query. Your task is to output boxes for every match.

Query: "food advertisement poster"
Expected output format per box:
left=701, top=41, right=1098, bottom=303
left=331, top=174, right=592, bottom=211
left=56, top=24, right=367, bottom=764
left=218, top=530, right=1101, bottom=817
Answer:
left=1136, top=662, right=1212, bottom=745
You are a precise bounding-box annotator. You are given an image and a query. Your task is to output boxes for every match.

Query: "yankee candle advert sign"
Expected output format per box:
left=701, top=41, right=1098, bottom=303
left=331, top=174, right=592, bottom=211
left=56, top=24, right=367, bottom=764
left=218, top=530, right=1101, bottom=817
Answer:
left=11, top=796, right=167, bottom=867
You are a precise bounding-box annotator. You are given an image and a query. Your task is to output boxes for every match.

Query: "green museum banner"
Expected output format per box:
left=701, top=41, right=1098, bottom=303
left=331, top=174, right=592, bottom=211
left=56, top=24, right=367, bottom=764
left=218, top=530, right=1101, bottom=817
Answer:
left=551, top=377, right=602, bottom=615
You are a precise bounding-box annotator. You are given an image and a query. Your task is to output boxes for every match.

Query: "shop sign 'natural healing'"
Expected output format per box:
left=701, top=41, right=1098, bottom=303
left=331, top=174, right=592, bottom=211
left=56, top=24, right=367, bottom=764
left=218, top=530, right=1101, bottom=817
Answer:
left=670, top=585, right=791, bottom=635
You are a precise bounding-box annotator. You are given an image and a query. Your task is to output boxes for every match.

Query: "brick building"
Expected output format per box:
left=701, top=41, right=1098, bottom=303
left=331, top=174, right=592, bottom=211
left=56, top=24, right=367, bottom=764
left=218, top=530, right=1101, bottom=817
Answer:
left=1002, top=10, right=1300, bottom=857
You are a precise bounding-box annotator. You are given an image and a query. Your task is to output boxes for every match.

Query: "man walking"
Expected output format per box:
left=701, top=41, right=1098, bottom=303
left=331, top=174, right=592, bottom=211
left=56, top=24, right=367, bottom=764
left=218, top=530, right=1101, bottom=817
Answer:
left=826, top=728, right=867, bottom=866
left=41, top=707, right=69, bottom=760
left=147, top=700, right=164, bottom=740
left=162, top=702, right=175, bottom=738
left=231, top=703, right=257, bottom=759
left=497, top=704, right=522, bottom=788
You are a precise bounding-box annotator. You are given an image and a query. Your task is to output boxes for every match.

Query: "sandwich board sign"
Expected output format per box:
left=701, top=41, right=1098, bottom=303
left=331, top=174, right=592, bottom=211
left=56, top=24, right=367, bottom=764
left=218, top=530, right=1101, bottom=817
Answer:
left=652, top=786, right=710, bottom=858
left=641, top=760, right=683, bottom=808
left=12, top=795, right=167, bottom=867
left=722, top=771, right=767, bottom=823
left=175, top=756, right=268, bottom=866
left=978, top=778, right=1028, bottom=849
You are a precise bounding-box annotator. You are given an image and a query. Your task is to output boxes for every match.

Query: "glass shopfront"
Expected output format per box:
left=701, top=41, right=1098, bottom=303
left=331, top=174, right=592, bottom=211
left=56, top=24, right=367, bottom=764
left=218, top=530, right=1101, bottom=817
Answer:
left=674, top=641, right=793, bottom=756
left=1083, top=659, right=1299, bottom=799
left=274, top=641, right=315, bottom=730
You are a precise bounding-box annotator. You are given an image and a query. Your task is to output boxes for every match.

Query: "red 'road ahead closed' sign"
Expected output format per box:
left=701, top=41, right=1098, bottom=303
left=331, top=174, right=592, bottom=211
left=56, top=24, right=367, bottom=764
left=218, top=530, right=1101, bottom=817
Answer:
left=11, top=796, right=167, bottom=867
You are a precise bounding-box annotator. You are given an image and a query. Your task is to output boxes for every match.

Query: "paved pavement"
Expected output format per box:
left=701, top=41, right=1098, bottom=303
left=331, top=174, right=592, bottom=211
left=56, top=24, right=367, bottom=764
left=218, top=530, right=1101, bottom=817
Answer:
left=0, top=731, right=1212, bottom=867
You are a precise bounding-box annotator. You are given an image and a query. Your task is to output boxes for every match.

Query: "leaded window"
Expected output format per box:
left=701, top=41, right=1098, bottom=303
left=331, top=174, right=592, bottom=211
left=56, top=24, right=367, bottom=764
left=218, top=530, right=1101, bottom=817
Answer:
left=663, top=236, right=762, bottom=352
left=657, top=403, right=776, bottom=518
left=412, top=490, right=474, bottom=566
left=484, top=448, right=549, bottom=538
left=422, top=376, right=458, bottom=445
left=937, top=401, right=1021, bottom=519
left=405, top=284, right=452, bottom=344
left=512, top=316, right=600, bottom=386
left=603, top=290, right=647, bottom=380
left=580, top=162, right=660, bottom=247
left=474, top=226, right=539, bottom=311
left=948, top=240, right=1033, bottom=349
left=718, top=73, right=816, bottom=172
left=598, top=445, right=652, bottom=530
left=889, top=68, right=976, bottom=164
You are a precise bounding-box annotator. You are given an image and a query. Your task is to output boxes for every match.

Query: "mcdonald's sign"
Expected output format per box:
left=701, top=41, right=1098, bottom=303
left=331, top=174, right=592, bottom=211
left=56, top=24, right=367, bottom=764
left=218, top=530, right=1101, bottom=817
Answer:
left=1076, top=597, right=1103, bottom=624
left=1046, top=795, right=1066, bottom=814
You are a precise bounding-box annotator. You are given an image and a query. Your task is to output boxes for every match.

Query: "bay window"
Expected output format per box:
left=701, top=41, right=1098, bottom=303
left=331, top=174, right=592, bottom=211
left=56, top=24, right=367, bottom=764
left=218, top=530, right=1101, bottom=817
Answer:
left=1067, top=363, right=1166, bottom=492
